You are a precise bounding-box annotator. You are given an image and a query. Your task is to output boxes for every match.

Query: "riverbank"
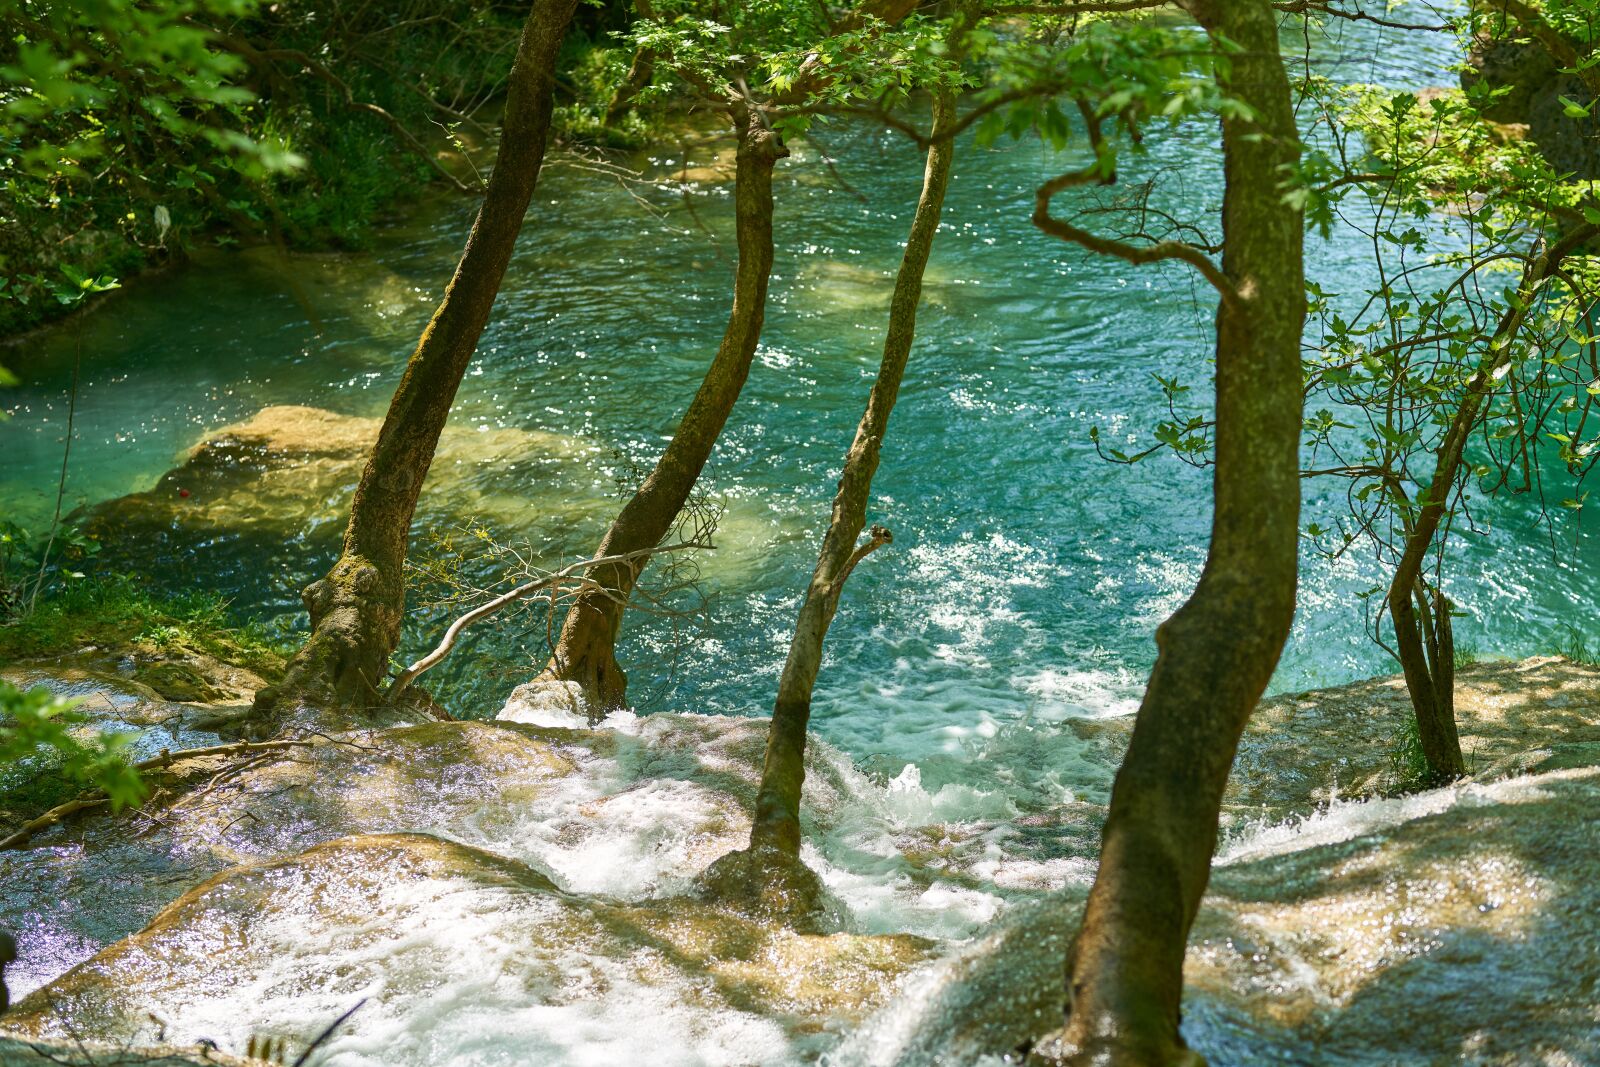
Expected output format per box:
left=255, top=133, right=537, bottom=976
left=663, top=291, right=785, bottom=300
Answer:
left=3, top=638, right=1597, bottom=1065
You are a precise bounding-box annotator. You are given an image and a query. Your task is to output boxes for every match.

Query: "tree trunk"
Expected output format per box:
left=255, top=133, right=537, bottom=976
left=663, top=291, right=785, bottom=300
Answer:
left=704, top=89, right=956, bottom=899
left=1384, top=226, right=1593, bottom=783
left=251, top=0, right=577, bottom=734
left=538, top=108, right=786, bottom=712
left=604, top=0, right=657, bottom=126
left=1031, top=4, right=1304, bottom=1063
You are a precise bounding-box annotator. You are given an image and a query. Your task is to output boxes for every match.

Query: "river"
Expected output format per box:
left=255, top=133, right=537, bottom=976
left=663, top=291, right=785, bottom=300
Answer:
left=1, top=12, right=1592, bottom=812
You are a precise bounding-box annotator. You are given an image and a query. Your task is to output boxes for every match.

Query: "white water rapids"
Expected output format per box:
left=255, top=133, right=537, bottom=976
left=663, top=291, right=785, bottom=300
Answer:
left=4, top=661, right=1599, bottom=1066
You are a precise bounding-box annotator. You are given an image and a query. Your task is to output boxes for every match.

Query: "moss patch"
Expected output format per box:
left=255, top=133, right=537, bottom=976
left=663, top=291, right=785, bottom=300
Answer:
left=0, top=575, right=288, bottom=676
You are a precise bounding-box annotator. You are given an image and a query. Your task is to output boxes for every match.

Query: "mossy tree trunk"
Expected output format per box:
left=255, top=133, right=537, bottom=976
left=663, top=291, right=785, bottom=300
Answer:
left=538, top=108, right=786, bottom=712
left=721, top=90, right=957, bottom=876
left=252, top=0, right=577, bottom=732
left=1031, top=4, right=1304, bottom=1063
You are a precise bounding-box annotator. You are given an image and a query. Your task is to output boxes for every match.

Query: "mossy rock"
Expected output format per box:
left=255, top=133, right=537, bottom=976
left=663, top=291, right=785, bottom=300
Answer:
left=132, top=661, right=226, bottom=703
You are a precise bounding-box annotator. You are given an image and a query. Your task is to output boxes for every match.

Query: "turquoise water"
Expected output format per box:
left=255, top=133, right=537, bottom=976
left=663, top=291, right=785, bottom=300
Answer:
left=2, top=15, right=1593, bottom=797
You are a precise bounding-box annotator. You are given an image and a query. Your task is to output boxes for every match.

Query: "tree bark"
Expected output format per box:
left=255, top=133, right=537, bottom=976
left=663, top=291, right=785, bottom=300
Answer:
left=751, top=88, right=956, bottom=859
left=1031, top=3, right=1305, bottom=1063
left=251, top=0, right=577, bottom=733
left=538, top=108, right=786, bottom=711
left=1384, top=226, right=1593, bottom=783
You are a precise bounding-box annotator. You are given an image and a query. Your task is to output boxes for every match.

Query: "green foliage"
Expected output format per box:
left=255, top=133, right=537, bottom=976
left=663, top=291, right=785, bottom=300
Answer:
left=1, top=519, right=102, bottom=619
left=967, top=16, right=1230, bottom=156
left=0, top=0, right=529, bottom=335
left=1553, top=624, right=1597, bottom=666
left=618, top=1, right=966, bottom=139
left=0, top=573, right=289, bottom=673
left=0, top=681, right=146, bottom=816
left=0, top=0, right=292, bottom=332
left=1385, top=713, right=1432, bottom=792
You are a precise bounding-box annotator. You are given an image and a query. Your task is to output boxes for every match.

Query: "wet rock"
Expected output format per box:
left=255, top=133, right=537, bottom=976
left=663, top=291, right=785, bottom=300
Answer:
left=3, top=706, right=864, bottom=1003
left=1, top=644, right=278, bottom=760
left=0, top=1034, right=265, bottom=1066
left=1229, top=656, right=1600, bottom=815
left=1189, top=768, right=1600, bottom=1066
left=5, top=833, right=933, bottom=1065
left=841, top=768, right=1600, bottom=1067
left=5, top=656, right=1598, bottom=1065
left=499, top=678, right=588, bottom=722
left=0, top=719, right=589, bottom=1001
left=133, top=661, right=226, bottom=704
left=695, top=844, right=845, bottom=933
left=1072, top=657, right=1600, bottom=820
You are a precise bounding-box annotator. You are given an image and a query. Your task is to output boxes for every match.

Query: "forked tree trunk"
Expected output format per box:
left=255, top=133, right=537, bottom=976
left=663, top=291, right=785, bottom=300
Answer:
left=538, top=109, right=785, bottom=711
left=251, top=0, right=577, bottom=733
left=703, top=90, right=956, bottom=902
left=1385, top=228, right=1592, bottom=783
left=1031, top=4, right=1304, bottom=1063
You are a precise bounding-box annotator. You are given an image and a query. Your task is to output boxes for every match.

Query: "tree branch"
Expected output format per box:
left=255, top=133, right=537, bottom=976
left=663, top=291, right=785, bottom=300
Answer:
left=830, top=524, right=894, bottom=596
left=388, top=539, right=713, bottom=701
left=1271, top=0, right=1455, bottom=33
left=1032, top=166, right=1236, bottom=300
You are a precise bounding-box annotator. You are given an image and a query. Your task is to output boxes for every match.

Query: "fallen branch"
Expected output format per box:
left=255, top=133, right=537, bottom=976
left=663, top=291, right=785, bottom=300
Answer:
left=0, top=798, right=110, bottom=853
left=387, top=539, right=713, bottom=702
left=0, top=739, right=312, bottom=852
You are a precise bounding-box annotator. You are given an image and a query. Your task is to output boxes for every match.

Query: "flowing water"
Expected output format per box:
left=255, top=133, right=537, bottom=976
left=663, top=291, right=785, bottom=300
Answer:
left=6, top=18, right=1582, bottom=795
left=4, top=14, right=1600, bottom=1064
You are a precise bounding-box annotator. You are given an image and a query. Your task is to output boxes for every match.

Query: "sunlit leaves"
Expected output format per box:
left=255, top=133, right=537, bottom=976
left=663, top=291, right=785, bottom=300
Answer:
left=0, top=681, right=147, bottom=812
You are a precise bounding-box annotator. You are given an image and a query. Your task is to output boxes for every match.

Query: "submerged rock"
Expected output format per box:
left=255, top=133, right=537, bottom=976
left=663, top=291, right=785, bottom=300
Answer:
left=81, top=404, right=600, bottom=546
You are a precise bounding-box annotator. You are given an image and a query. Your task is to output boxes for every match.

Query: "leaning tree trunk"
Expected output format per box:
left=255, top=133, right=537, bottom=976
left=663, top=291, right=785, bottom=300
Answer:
left=251, top=0, right=577, bottom=733
left=698, top=90, right=957, bottom=920
left=1385, top=228, right=1592, bottom=783
left=538, top=108, right=786, bottom=711
left=1031, top=4, right=1305, bottom=1063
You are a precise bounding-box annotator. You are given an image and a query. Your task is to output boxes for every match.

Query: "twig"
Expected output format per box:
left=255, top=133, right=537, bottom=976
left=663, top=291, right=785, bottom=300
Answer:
left=292, top=998, right=368, bottom=1067
left=388, top=539, right=712, bottom=701
left=0, top=798, right=109, bottom=852
left=28, top=325, right=81, bottom=613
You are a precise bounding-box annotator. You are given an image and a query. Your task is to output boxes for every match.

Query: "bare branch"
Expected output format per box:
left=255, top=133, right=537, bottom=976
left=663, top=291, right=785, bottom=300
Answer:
left=831, top=524, right=894, bottom=596
left=1032, top=166, right=1236, bottom=300
left=1271, top=0, right=1455, bottom=33
left=389, top=540, right=714, bottom=701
